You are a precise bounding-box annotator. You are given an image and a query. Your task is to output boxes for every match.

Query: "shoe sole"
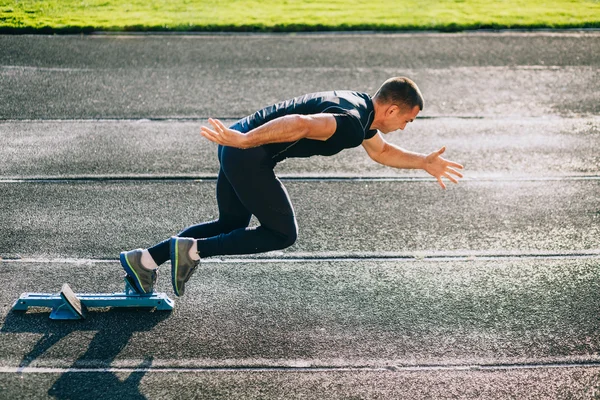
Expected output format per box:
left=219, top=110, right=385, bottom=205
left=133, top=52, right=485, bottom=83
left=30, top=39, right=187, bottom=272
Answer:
left=119, top=251, right=147, bottom=294
left=170, top=237, right=181, bottom=296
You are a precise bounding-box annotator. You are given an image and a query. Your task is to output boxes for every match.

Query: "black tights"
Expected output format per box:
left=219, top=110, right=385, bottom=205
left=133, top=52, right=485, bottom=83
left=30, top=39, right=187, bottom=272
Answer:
left=147, top=145, right=298, bottom=264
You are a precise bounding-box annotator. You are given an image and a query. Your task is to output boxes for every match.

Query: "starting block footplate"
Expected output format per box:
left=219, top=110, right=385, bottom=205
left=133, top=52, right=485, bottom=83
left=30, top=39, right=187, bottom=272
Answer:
left=12, top=279, right=174, bottom=320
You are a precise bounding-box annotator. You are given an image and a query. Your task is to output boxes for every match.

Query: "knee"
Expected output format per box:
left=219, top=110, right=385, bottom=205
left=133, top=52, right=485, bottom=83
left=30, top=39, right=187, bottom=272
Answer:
left=273, top=223, right=298, bottom=249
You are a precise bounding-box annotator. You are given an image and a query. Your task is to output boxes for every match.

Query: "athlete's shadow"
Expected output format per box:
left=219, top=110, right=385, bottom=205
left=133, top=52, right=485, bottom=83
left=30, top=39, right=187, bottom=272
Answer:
left=2, top=308, right=170, bottom=400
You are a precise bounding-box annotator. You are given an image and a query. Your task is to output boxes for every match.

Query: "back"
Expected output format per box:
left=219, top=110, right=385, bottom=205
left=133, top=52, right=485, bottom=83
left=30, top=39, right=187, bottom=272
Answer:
left=230, top=91, right=377, bottom=162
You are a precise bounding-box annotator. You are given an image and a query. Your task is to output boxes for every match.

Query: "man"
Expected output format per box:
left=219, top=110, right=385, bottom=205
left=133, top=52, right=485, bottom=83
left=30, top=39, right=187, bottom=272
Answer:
left=120, top=77, right=464, bottom=297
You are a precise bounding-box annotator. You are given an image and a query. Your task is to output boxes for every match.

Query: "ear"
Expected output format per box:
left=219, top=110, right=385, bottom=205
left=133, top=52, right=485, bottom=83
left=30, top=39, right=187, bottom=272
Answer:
left=386, top=104, right=400, bottom=116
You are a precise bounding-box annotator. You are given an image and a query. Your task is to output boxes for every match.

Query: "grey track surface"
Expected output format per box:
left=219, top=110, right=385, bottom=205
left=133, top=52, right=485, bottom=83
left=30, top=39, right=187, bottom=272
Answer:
left=1, top=32, right=599, bottom=119
left=1, top=117, right=599, bottom=178
left=1, top=259, right=599, bottom=367
left=1, top=180, right=599, bottom=258
left=1, top=32, right=600, bottom=399
left=3, top=368, right=599, bottom=400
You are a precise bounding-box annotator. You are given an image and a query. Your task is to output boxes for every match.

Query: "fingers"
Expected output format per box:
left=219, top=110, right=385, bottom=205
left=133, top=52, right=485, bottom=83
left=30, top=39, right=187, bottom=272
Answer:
left=200, top=126, right=222, bottom=144
left=436, top=177, right=446, bottom=190
left=443, top=172, right=458, bottom=184
left=432, top=164, right=463, bottom=189
left=209, top=118, right=228, bottom=131
left=438, top=155, right=463, bottom=170
left=202, top=120, right=246, bottom=148
left=448, top=161, right=464, bottom=170
left=204, top=118, right=230, bottom=144
left=208, top=118, right=223, bottom=132
left=200, top=126, right=215, bottom=138
left=434, top=147, right=462, bottom=170
left=216, top=119, right=229, bottom=131
left=435, top=173, right=460, bottom=190
left=200, top=129, right=215, bottom=143
left=447, top=167, right=463, bottom=179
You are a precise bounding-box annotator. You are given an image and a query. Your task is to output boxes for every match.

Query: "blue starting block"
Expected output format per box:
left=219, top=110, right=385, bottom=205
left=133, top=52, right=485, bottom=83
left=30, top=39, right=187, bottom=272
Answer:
left=11, top=277, right=174, bottom=320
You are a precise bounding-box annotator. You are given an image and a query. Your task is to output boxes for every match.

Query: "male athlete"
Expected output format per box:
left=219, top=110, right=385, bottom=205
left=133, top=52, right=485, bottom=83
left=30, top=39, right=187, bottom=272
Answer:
left=120, top=77, right=464, bottom=296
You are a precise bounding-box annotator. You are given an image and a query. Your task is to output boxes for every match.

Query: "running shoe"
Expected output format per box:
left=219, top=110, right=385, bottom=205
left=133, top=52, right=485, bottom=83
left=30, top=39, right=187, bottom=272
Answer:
left=170, top=236, right=199, bottom=297
left=119, top=249, right=157, bottom=294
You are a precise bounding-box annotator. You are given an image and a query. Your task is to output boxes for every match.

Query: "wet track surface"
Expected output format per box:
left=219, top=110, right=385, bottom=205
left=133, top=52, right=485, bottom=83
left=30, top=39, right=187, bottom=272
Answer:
left=1, top=32, right=599, bottom=399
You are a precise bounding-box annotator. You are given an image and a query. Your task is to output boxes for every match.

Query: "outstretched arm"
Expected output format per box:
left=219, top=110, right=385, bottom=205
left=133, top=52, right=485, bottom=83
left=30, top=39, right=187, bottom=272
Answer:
left=362, top=132, right=464, bottom=189
left=200, top=114, right=337, bottom=149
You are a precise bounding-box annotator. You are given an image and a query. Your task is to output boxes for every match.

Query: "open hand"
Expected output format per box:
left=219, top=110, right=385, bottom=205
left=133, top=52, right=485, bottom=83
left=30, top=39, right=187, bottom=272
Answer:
left=424, top=147, right=464, bottom=189
left=200, top=118, right=248, bottom=148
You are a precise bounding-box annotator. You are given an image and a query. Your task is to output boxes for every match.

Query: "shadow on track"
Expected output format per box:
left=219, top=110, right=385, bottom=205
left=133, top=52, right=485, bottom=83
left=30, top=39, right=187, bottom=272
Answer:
left=2, top=308, right=171, bottom=400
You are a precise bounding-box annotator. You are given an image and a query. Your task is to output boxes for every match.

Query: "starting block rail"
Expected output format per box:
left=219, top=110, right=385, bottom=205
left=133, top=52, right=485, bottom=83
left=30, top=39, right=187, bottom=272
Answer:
left=12, top=277, right=174, bottom=320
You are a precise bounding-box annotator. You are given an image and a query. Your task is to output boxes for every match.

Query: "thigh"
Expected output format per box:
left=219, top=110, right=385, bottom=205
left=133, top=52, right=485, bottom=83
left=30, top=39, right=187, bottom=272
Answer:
left=220, top=146, right=296, bottom=232
left=216, top=166, right=252, bottom=225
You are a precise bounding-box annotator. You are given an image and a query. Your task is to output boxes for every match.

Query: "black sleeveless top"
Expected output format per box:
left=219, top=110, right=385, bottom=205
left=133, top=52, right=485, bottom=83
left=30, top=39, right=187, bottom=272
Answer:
left=230, top=91, right=377, bottom=163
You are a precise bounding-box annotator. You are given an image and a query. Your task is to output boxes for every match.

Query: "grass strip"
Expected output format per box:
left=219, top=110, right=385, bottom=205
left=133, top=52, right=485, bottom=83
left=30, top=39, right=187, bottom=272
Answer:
left=1, top=0, right=599, bottom=33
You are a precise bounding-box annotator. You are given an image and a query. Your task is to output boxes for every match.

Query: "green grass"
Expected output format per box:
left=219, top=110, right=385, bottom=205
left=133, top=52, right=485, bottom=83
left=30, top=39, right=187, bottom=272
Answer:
left=1, top=0, right=599, bottom=33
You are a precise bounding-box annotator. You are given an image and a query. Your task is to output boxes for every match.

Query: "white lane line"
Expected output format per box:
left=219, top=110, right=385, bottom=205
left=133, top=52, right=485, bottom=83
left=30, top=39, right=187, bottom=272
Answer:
left=0, top=66, right=94, bottom=72
left=2, top=251, right=600, bottom=264
left=0, top=64, right=594, bottom=75
left=2, top=362, right=600, bottom=374
left=1, top=175, right=600, bottom=184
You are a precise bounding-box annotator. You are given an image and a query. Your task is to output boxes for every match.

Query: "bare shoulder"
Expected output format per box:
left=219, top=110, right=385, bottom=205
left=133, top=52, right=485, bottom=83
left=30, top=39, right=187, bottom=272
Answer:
left=301, top=113, right=337, bottom=141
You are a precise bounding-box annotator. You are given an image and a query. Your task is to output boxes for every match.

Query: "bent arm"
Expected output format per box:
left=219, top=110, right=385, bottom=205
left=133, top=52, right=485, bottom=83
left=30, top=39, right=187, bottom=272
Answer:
left=244, top=113, right=337, bottom=147
left=200, top=114, right=337, bottom=149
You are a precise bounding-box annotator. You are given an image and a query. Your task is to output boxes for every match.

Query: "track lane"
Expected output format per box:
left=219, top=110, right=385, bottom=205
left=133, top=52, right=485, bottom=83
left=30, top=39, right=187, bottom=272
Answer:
left=0, top=180, right=598, bottom=258
left=2, top=366, right=599, bottom=400
left=1, top=258, right=599, bottom=369
left=0, top=117, right=598, bottom=179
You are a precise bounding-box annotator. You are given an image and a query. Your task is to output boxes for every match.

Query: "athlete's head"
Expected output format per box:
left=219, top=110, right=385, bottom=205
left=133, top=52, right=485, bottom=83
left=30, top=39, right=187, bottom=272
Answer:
left=372, top=77, right=423, bottom=134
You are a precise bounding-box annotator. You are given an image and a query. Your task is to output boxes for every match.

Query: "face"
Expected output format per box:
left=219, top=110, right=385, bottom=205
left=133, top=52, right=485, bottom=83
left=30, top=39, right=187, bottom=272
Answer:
left=380, top=104, right=420, bottom=134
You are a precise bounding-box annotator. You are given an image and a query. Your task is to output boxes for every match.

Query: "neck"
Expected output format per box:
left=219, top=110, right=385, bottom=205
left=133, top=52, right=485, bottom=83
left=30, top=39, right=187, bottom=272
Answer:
left=370, top=99, right=384, bottom=131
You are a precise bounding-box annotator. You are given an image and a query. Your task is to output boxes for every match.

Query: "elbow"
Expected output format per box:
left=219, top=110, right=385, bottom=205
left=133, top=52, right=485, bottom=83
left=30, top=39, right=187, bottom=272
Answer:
left=368, top=152, right=380, bottom=164
left=293, top=115, right=311, bottom=140
left=371, top=143, right=388, bottom=165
